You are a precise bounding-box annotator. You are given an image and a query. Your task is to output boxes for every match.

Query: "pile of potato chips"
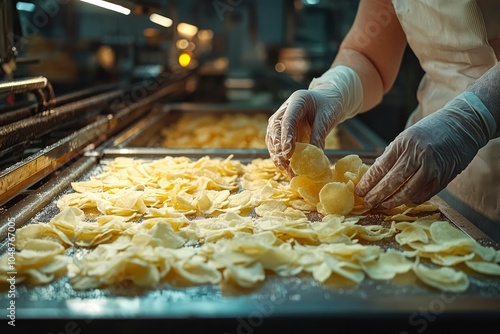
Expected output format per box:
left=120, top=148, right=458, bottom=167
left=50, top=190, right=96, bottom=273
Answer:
left=1, top=143, right=499, bottom=292
left=161, top=113, right=341, bottom=149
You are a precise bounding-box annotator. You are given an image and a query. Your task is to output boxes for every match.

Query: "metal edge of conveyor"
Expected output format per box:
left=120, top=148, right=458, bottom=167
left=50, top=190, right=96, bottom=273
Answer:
left=0, top=156, right=97, bottom=240
left=11, top=293, right=500, bottom=322
left=432, top=196, right=500, bottom=248
left=0, top=116, right=110, bottom=211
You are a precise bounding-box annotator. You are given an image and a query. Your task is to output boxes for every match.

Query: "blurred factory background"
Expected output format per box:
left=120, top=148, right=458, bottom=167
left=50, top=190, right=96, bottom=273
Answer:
left=2, top=0, right=424, bottom=143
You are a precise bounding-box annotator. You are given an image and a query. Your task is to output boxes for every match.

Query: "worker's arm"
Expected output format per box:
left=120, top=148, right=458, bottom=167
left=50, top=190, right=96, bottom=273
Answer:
left=356, top=62, right=500, bottom=209
left=266, top=0, right=407, bottom=174
left=332, top=0, right=408, bottom=111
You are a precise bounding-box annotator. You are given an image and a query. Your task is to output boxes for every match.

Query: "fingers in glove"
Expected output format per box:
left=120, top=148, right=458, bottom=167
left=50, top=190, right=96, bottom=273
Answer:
left=309, top=97, right=340, bottom=150
left=309, top=113, right=329, bottom=150
left=355, top=143, right=400, bottom=198
left=375, top=168, right=439, bottom=209
left=280, top=90, right=311, bottom=160
left=357, top=148, right=419, bottom=208
left=266, top=103, right=288, bottom=170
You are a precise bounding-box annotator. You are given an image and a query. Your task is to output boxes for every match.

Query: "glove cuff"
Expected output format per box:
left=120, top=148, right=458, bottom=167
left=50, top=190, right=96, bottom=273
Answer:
left=308, top=65, right=363, bottom=121
left=457, top=91, right=498, bottom=140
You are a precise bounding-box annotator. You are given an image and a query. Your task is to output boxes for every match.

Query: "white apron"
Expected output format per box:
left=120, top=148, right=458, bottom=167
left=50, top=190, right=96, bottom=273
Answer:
left=391, top=0, right=500, bottom=223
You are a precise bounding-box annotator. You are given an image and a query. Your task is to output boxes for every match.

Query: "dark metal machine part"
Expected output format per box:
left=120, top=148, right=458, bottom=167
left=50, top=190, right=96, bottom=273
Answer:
left=0, top=153, right=499, bottom=333
left=0, top=72, right=193, bottom=208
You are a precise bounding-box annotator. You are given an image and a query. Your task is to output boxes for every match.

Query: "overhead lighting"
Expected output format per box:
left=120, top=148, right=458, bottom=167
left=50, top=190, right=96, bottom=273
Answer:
left=176, top=39, right=189, bottom=49
left=80, top=0, right=131, bottom=15
left=198, top=29, right=214, bottom=40
left=150, top=13, right=173, bottom=28
left=16, top=2, right=35, bottom=12
left=177, top=22, right=198, bottom=37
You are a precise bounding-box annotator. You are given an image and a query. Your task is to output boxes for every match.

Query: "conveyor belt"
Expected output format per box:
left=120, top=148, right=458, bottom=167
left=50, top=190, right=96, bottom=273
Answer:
left=1, top=151, right=499, bottom=334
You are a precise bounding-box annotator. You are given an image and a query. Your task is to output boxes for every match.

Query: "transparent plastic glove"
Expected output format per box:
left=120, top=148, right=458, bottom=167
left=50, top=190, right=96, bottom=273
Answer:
left=355, top=91, right=497, bottom=210
left=266, top=66, right=363, bottom=175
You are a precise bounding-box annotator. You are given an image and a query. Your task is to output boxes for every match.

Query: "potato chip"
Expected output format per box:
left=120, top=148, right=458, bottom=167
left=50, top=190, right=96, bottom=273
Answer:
left=318, top=181, right=355, bottom=216
left=395, top=223, right=429, bottom=245
left=412, top=262, right=469, bottom=292
left=331, top=154, right=364, bottom=184
left=16, top=224, right=73, bottom=250
left=431, top=253, right=475, bottom=266
left=430, top=220, right=470, bottom=244
left=223, top=262, right=265, bottom=288
left=361, top=250, right=413, bottom=280
left=290, top=142, right=332, bottom=181
left=290, top=176, right=325, bottom=206
left=118, top=258, right=161, bottom=287
left=465, top=261, right=500, bottom=276
left=172, top=257, right=222, bottom=284
left=254, top=200, right=288, bottom=217
left=288, top=199, right=317, bottom=212
left=9, top=152, right=496, bottom=294
left=313, top=255, right=365, bottom=284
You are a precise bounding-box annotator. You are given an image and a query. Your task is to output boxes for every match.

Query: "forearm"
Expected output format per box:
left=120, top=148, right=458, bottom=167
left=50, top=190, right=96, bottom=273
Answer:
left=466, top=62, right=500, bottom=138
left=328, top=0, right=407, bottom=113
left=332, top=48, right=385, bottom=112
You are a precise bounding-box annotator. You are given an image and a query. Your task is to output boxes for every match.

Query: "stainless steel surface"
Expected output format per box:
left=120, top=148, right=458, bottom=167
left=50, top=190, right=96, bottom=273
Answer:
left=0, top=76, right=56, bottom=113
left=0, top=153, right=498, bottom=334
left=0, top=76, right=48, bottom=95
left=0, top=156, right=96, bottom=240
left=0, top=89, right=122, bottom=152
left=0, top=115, right=110, bottom=208
left=0, top=83, right=119, bottom=126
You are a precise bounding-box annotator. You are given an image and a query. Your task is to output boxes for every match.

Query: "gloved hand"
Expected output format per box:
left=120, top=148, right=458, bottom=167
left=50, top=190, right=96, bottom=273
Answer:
left=355, top=91, right=498, bottom=210
left=266, top=66, right=363, bottom=175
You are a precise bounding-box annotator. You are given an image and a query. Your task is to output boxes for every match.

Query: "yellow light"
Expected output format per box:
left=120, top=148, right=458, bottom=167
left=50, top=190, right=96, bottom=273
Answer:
left=80, top=0, right=130, bottom=15
left=178, top=53, right=191, bottom=67
left=177, top=22, right=198, bottom=37
left=150, top=13, right=173, bottom=28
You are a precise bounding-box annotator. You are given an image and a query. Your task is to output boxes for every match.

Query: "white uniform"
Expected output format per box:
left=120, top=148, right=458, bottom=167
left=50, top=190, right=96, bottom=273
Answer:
left=392, top=0, right=500, bottom=223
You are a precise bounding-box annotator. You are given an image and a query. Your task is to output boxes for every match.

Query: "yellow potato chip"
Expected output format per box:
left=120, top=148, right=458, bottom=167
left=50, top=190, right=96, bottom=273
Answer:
left=430, top=221, right=470, bottom=244
left=12, top=151, right=494, bottom=294
left=361, top=250, right=413, bottom=280
left=431, top=253, right=475, bottom=266
left=290, top=142, right=332, bottom=181
left=412, top=262, right=469, bottom=292
left=254, top=200, right=288, bottom=217
left=223, top=262, right=265, bottom=288
left=331, top=154, right=364, bottom=184
left=318, top=181, right=355, bottom=216
left=313, top=255, right=365, bottom=284
left=465, top=261, right=500, bottom=276
left=395, top=224, right=429, bottom=245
